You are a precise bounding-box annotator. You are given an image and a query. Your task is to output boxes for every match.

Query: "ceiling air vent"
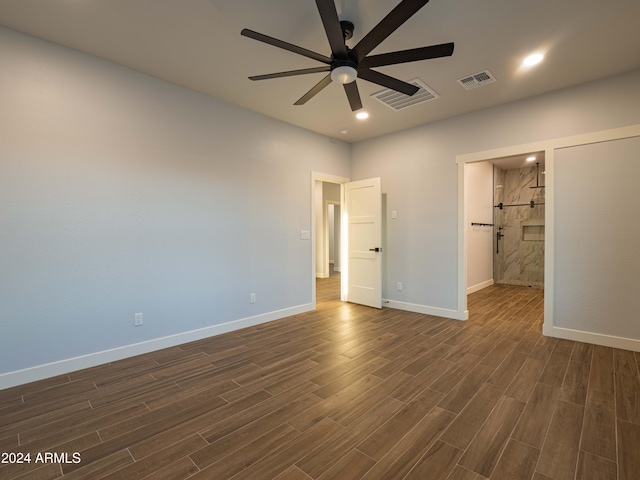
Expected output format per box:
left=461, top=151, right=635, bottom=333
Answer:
left=457, top=70, right=496, bottom=90
left=371, top=78, right=440, bottom=111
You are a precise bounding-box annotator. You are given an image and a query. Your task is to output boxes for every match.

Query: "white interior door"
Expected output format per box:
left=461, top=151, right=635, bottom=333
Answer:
left=344, top=177, right=382, bottom=308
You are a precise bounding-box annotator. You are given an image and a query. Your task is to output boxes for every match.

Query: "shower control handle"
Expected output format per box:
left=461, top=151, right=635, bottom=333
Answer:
left=496, top=228, right=504, bottom=254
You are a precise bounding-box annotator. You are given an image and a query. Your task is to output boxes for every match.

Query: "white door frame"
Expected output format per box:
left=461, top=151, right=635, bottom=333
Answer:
left=456, top=124, right=640, bottom=335
left=311, top=172, right=350, bottom=307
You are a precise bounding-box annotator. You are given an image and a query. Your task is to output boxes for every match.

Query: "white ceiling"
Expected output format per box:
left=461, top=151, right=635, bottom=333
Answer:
left=1, top=0, right=640, bottom=143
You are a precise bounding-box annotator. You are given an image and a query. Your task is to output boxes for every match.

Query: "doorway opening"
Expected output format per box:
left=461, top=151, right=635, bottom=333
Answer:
left=311, top=173, right=383, bottom=310
left=464, top=151, right=546, bottom=318
left=311, top=173, right=349, bottom=308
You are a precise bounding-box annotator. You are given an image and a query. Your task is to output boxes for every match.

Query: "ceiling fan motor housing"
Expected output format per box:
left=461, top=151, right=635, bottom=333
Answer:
left=340, top=20, right=354, bottom=41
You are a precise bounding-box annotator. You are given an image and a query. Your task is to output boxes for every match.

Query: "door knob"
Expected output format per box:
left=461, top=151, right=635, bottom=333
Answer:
left=369, top=247, right=382, bottom=252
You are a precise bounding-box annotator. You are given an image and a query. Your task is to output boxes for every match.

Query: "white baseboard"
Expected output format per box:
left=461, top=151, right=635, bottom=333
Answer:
left=543, top=324, right=640, bottom=352
left=383, top=299, right=468, bottom=321
left=316, top=273, right=329, bottom=279
left=0, top=303, right=314, bottom=390
left=467, top=279, right=494, bottom=295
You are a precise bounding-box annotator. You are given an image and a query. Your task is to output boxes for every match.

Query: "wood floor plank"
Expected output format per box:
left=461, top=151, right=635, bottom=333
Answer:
left=311, top=357, right=389, bottom=399
left=401, top=343, right=452, bottom=376
left=437, top=364, right=495, bottom=414
left=615, top=371, right=640, bottom=424
left=589, top=345, right=615, bottom=394
left=439, top=383, right=504, bottom=450
left=141, top=456, right=199, bottom=480
left=429, top=353, right=486, bottom=394
left=296, top=397, right=404, bottom=478
left=538, top=340, right=574, bottom=388
left=458, top=395, right=525, bottom=477
left=617, top=419, right=640, bottom=480
left=390, top=358, right=454, bottom=403
left=273, top=466, right=313, bottom=480
left=575, top=450, right=617, bottom=480
left=359, top=407, right=455, bottom=480
left=356, top=388, right=444, bottom=461
left=511, top=383, right=561, bottom=449
left=188, top=423, right=302, bottom=480
left=100, top=434, right=207, bottom=480
left=329, top=371, right=411, bottom=427
left=489, top=438, right=540, bottom=480
left=58, top=451, right=134, bottom=480
left=559, top=347, right=591, bottom=406
left=287, top=375, right=382, bottom=432
left=216, top=418, right=343, bottom=480
left=316, top=449, right=376, bottom=480
left=403, top=440, right=462, bottom=480
left=580, top=388, right=617, bottom=461
left=504, top=357, right=546, bottom=402
left=536, top=400, right=584, bottom=480
left=487, top=349, right=529, bottom=389
left=188, top=393, right=320, bottom=469
left=614, top=349, right=638, bottom=376
left=446, top=465, right=485, bottom=480
left=161, top=381, right=312, bottom=454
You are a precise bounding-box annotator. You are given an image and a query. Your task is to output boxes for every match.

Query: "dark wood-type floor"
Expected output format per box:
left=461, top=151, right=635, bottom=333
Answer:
left=1, top=273, right=639, bottom=480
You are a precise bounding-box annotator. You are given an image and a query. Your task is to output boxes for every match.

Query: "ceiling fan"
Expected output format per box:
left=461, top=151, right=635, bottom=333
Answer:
left=241, top=0, right=454, bottom=111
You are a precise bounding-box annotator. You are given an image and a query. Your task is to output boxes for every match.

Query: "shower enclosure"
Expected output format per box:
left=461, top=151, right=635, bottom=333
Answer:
left=493, top=163, right=545, bottom=288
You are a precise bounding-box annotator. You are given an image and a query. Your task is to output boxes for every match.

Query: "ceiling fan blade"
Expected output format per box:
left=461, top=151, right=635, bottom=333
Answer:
left=344, top=81, right=363, bottom=111
left=350, top=0, right=430, bottom=62
left=241, top=28, right=332, bottom=64
left=358, top=69, right=419, bottom=96
left=360, top=42, right=454, bottom=68
left=249, top=66, right=331, bottom=81
left=294, top=74, right=333, bottom=105
left=315, top=0, right=348, bottom=59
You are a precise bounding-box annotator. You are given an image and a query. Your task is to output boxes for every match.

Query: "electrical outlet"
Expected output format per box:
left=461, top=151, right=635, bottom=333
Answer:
left=250, top=293, right=256, bottom=304
left=397, top=282, right=403, bottom=291
left=134, top=313, right=143, bottom=326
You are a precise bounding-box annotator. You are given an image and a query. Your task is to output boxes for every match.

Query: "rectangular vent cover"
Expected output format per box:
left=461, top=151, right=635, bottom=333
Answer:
left=371, top=78, right=439, bottom=111
left=457, top=70, right=496, bottom=90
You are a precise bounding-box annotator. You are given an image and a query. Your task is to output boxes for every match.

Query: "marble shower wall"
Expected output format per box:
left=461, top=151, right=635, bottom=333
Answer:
left=493, top=164, right=545, bottom=287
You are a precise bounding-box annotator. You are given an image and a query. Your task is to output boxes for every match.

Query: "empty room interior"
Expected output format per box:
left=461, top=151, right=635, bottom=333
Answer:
left=1, top=1, right=640, bottom=479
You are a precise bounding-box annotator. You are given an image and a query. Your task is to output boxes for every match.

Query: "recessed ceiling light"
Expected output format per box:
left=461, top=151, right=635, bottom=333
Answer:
left=526, top=156, right=536, bottom=162
left=339, top=128, right=348, bottom=135
left=356, top=112, right=369, bottom=120
left=522, top=53, right=544, bottom=67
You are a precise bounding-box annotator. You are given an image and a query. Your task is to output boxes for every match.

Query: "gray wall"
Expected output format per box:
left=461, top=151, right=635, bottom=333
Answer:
left=0, top=27, right=350, bottom=380
left=352, top=68, right=640, bottom=317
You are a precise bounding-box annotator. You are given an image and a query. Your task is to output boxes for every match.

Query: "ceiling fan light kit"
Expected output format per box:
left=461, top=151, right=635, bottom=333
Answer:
left=331, top=64, right=358, bottom=85
left=241, top=0, right=454, bottom=112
